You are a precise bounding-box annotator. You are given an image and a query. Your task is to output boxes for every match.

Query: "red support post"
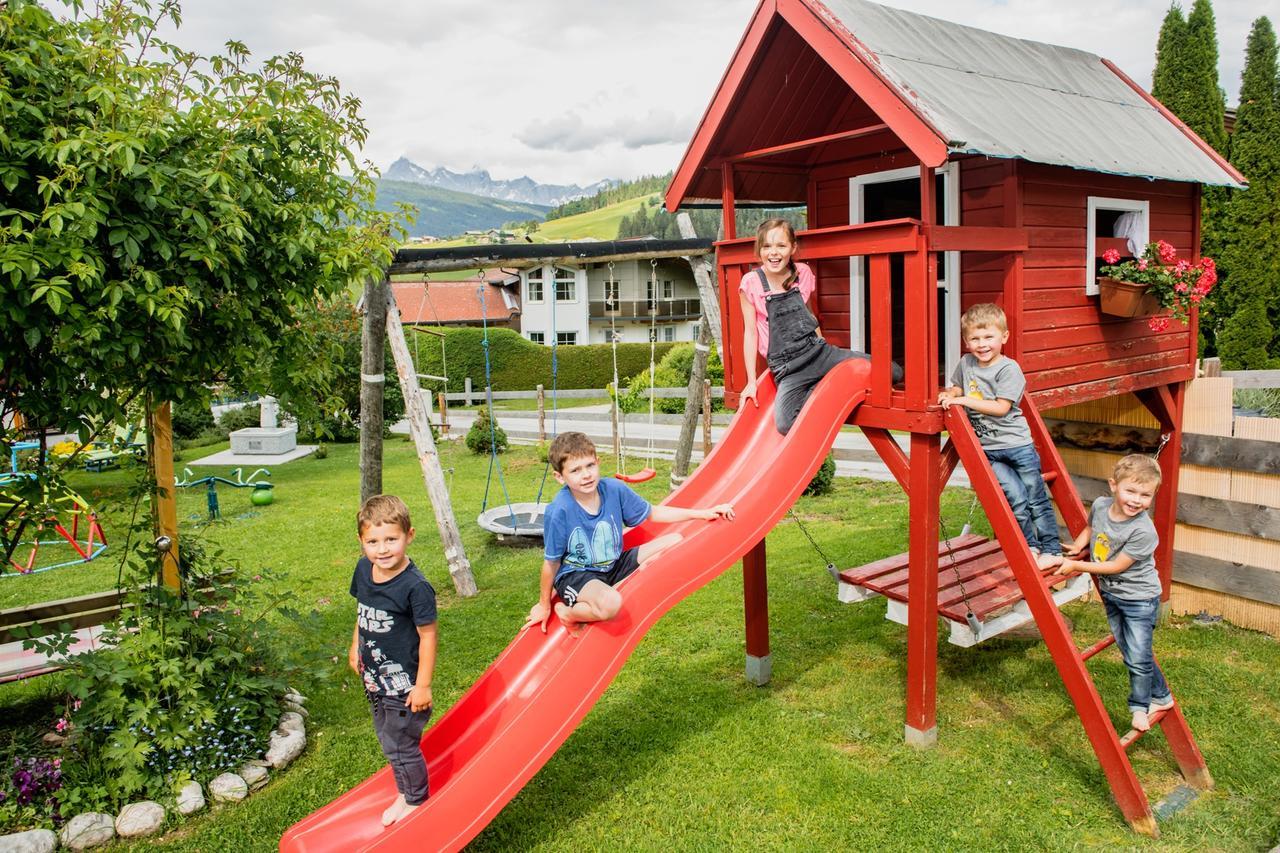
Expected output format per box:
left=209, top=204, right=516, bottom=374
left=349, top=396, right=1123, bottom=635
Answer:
left=1134, top=383, right=1186, bottom=601
left=721, top=163, right=737, bottom=242
left=743, top=537, right=770, bottom=686
left=905, top=432, right=941, bottom=746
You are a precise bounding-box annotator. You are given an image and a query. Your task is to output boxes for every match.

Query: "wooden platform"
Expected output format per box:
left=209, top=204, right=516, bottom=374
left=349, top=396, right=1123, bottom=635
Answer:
left=837, top=533, right=1091, bottom=646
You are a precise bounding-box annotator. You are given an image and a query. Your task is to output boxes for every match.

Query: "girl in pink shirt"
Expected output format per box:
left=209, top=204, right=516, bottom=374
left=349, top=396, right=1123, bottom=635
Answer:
left=739, top=219, right=895, bottom=433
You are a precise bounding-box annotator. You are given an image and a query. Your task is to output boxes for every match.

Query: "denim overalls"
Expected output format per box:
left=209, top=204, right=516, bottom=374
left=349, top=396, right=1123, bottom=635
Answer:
left=757, top=269, right=869, bottom=434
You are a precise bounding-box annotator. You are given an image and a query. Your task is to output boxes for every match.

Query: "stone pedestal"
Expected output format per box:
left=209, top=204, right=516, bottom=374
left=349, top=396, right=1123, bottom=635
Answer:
left=229, top=426, right=297, bottom=455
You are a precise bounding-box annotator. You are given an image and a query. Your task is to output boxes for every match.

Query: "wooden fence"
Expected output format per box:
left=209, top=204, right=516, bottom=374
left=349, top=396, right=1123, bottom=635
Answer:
left=1044, top=374, right=1280, bottom=635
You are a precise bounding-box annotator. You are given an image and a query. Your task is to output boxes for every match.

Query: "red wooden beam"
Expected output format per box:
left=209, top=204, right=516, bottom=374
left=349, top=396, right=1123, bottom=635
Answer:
left=665, top=0, right=780, bottom=212
left=862, top=427, right=910, bottom=491
left=743, top=537, right=770, bottom=682
left=851, top=405, right=943, bottom=432
left=779, top=0, right=948, bottom=168
left=725, top=123, right=891, bottom=164
left=938, top=438, right=960, bottom=486
left=1028, top=365, right=1195, bottom=410
left=869, top=253, right=892, bottom=407
left=722, top=162, right=737, bottom=242
left=905, top=432, right=942, bottom=745
left=715, top=219, right=920, bottom=266
left=1134, top=382, right=1186, bottom=600
left=930, top=226, right=1029, bottom=252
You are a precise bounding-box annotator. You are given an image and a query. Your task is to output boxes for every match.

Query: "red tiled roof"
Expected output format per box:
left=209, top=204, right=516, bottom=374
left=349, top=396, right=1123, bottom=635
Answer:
left=391, top=280, right=519, bottom=325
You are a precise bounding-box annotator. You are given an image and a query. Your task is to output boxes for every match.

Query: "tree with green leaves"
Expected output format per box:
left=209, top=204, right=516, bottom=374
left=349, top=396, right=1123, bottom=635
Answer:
left=1216, top=16, right=1280, bottom=368
left=1152, top=5, right=1190, bottom=113
left=0, top=0, right=400, bottom=440
left=0, top=0, right=402, bottom=560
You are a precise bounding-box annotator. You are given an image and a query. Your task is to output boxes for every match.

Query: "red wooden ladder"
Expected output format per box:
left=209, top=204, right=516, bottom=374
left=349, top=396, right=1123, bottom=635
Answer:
left=944, top=398, right=1212, bottom=835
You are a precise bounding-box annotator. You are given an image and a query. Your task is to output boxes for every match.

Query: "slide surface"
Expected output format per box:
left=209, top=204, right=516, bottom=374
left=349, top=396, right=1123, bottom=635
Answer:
left=280, top=358, right=871, bottom=853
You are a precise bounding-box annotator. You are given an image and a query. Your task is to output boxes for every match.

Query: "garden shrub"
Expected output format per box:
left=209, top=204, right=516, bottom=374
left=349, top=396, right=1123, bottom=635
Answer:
left=171, top=399, right=216, bottom=440
left=616, top=342, right=724, bottom=414
left=23, top=535, right=302, bottom=818
left=217, top=404, right=261, bottom=435
left=803, top=453, right=837, bottom=496
left=411, top=327, right=676, bottom=393
left=466, top=408, right=508, bottom=455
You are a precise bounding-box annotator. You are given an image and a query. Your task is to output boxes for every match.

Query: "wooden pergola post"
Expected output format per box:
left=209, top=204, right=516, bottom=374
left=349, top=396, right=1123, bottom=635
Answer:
left=150, top=401, right=180, bottom=591
left=359, top=273, right=389, bottom=503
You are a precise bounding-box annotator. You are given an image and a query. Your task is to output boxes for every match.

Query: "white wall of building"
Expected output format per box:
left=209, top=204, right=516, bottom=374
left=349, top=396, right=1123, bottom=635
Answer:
left=519, top=264, right=589, bottom=345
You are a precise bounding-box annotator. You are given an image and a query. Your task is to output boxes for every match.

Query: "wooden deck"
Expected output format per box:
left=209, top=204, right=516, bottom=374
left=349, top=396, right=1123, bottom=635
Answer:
left=837, top=533, right=1092, bottom=646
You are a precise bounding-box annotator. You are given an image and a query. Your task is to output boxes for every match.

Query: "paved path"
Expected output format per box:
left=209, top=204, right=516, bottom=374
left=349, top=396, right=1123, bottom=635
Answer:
left=395, top=405, right=973, bottom=489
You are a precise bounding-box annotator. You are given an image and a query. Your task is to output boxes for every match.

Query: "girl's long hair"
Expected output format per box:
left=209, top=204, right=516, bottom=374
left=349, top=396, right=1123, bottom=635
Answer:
left=754, top=218, right=798, bottom=289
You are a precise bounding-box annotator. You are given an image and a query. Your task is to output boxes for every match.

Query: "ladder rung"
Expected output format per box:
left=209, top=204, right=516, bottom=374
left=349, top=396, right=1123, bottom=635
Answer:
left=1042, top=470, right=1059, bottom=483
left=1118, top=705, right=1174, bottom=749
left=1080, top=634, right=1115, bottom=661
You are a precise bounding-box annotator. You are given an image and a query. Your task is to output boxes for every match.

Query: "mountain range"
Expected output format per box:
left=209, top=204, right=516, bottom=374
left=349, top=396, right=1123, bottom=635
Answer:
left=385, top=158, right=614, bottom=208
left=372, top=179, right=549, bottom=240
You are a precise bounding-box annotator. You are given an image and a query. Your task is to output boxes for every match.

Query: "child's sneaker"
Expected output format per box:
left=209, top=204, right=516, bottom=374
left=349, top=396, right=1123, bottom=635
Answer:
left=1148, top=695, right=1175, bottom=714
left=1131, top=709, right=1150, bottom=732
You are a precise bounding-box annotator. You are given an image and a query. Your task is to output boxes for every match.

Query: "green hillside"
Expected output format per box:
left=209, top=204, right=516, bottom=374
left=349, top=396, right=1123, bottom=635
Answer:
left=536, top=194, right=660, bottom=241
left=375, top=178, right=548, bottom=239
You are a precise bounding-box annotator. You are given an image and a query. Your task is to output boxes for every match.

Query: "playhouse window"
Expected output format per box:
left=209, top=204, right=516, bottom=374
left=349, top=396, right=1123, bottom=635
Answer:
left=527, top=269, right=544, bottom=302
left=1085, top=197, right=1149, bottom=295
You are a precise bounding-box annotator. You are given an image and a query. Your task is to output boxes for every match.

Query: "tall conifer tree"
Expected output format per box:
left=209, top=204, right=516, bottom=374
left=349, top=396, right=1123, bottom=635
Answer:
left=1152, top=6, right=1190, bottom=116
left=1217, top=17, right=1280, bottom=368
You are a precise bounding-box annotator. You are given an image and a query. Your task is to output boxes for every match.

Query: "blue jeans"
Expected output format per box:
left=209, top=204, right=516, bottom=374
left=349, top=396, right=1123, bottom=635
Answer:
left=985, top=443, right=1061, bottom=555
left=1102, top=593, right=1171, bottom=712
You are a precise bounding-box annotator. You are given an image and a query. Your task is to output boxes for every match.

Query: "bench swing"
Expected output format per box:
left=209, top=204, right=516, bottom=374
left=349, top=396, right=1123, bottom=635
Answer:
left=475, top=274, right=556, bottom=540
left=606, top=259, right=658, bottom=484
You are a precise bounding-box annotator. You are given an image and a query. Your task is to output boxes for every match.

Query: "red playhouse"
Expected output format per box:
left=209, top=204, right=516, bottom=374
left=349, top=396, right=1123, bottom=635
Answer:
left=665, top=0, right=1244, bottom=837
left=281, top=2, right=1246, bottom=849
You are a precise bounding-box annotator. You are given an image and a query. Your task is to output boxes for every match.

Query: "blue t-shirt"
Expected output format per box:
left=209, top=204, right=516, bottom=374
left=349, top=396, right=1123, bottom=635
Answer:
left=543, top=478, right=651, bottom=578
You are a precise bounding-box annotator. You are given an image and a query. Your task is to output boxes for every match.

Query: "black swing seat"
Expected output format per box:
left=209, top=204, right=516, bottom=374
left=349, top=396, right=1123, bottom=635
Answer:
left=836, top=533, right=1092, bottom=647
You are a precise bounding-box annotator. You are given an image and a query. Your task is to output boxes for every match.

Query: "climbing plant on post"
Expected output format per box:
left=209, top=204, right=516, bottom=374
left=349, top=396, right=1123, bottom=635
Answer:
left=0, top=0, right=403, bottom=574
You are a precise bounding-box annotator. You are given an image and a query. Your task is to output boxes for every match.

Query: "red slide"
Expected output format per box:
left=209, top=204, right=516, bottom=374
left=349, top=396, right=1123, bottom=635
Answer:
left=280, top=358, right=871, bottom=853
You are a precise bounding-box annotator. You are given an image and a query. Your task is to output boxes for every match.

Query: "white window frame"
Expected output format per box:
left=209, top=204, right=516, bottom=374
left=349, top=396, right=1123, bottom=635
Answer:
left=526, top=268, right=544, bottom=303
left=528, top=331, right=545, bottom=345
left=662, top=280, right=674, bottom=300
left=1085, top=197, right=1149, bottom=295
left=603, top=279, right=620, bottom=307
left=848, top=162, right=961, bottom=379
left=556, top=331, right=577, bottom=346
left=554, top=267, right=576, bottom=302
left=662, top=325, right=675, bottom=342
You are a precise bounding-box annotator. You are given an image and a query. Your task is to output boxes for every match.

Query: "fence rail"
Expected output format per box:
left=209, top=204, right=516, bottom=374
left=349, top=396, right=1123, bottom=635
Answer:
left=443, top=385, right=725, bottom=405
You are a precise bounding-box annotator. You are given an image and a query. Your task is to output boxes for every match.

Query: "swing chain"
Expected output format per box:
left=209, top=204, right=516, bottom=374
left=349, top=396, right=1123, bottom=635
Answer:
left=788, top=508, right=841, bottom=581
left=938, top=507, right=983, bottom=637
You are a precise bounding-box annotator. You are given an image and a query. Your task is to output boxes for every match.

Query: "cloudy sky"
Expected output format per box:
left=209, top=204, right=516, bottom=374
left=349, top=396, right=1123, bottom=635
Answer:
left=154, top=0, right=1264, bottom=188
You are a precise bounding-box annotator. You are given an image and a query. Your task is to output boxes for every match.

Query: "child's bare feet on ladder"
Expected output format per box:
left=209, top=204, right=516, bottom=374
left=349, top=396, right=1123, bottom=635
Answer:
left=1131, top=709, right=1151, bottom=732
left=554, top=602, right=584, bottom=637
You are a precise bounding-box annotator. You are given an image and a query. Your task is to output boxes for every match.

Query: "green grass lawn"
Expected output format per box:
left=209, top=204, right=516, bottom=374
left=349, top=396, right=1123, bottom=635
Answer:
left=3, top=439, right=1278, bottom=850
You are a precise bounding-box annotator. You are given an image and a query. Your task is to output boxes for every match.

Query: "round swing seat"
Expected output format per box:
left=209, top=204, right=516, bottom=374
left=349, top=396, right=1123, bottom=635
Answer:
left=477, top=503, right=546, bottom=540
left=614, top=468, right=656, bottom=484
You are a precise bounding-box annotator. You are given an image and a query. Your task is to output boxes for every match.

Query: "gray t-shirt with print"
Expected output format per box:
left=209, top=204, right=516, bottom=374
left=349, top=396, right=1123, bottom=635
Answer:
left=949, top=354, right=1033, bottom=450
left=1089, top=497, right=1162, bottom=600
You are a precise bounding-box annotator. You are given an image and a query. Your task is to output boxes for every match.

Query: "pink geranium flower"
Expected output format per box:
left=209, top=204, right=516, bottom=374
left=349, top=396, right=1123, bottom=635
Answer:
left=1102, top=248, right=1121, bottom=264
left=1098, top=240, right=1218, bottom=332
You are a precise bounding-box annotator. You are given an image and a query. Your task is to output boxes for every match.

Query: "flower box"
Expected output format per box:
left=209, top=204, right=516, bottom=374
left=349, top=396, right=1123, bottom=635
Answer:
left=1097, top=276, right=1162, bottom=319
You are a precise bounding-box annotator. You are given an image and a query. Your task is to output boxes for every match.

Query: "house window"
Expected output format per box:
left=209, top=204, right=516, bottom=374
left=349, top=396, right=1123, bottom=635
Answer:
left=662, top=326, right=675, bottom=342
left=646, top=280, right=656, bottom=310
left=527, top=268, right=544, bottom=303
left=606, top=329, right=623, bottom=343
left=556, top=331, right=577, bottom=346
left=528, top=331, right=545, bottom=345
left=1085, top=197, right=1149, bottom=294
left=603, top=280, right=620, bottom=307
left=554, top=268, right=576, bottom=302
left=662, top=280, right=674, bottom=299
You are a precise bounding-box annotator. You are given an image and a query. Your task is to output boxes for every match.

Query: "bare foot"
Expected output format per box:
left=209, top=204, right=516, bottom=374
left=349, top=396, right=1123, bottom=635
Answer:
left=1131, top=710, right=1150, bottom=732
left=386, top=798, right=421, bottom=826
left=1148, top=695, right=1175, bottom=714
left=381, top=794, right=406, bottom=826
left=1035, top=553, right=1062, bottom=570
left=554, top=602, right=584, bottom=638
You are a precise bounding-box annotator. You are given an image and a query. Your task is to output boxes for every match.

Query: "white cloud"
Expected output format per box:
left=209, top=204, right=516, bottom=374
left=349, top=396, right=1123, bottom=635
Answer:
left=149, top=0, right=1258, bottom=185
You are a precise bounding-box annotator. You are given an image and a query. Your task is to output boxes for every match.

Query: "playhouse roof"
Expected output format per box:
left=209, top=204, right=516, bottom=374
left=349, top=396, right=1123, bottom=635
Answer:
left=668, top=0, right=1245, bottom=207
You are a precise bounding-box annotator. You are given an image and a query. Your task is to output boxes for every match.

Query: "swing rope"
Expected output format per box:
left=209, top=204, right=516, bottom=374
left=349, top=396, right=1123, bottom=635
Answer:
left=477, top=274, right=518, bottom=530
left=535, top=266, right=560, bottom=504
left=643, top=259, right=658, bottom=472
left=607, top=261, right=628, bottom=475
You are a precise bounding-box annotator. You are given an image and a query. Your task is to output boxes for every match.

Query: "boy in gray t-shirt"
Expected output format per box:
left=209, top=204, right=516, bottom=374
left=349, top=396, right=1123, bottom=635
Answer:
left=938, top=304, right=1060, bottom=567
left=1054, top=455, right=1174, bottom=733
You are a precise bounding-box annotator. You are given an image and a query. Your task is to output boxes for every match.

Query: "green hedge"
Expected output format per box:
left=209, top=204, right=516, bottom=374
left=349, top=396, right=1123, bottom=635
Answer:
left=411, top=327, right=677, bottom=392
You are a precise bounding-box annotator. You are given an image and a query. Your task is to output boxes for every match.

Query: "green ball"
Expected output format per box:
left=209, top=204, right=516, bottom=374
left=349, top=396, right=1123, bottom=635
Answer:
left=250, top=486, right=274, bottom=506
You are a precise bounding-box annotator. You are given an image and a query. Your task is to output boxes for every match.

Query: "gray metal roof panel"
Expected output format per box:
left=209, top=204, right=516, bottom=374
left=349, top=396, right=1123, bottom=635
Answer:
left=817, top=0, right=1245, bottom=188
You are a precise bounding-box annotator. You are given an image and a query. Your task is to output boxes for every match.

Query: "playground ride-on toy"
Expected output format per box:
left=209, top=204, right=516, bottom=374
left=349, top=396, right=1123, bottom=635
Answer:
left=174, top=467, right=273, bottom=521
left=1, top=442, right=108, bottom=576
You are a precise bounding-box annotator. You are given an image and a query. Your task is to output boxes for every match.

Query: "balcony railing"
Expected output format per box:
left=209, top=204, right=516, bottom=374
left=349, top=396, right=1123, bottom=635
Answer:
left=588, top=298, right=701, bottom=321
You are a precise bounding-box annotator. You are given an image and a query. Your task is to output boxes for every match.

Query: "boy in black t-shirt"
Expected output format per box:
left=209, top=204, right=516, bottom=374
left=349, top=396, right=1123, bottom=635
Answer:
left=349, top=495, right=438, bottom=827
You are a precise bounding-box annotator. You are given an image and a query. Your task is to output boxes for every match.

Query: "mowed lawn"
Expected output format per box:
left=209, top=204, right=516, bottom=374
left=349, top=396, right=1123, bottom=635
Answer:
left=4, top=438, right=1279, bottom=851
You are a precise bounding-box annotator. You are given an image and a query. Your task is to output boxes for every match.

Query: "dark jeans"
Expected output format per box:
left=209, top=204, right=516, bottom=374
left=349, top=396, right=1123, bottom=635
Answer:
left=370, top=692, right=433, bottom=804
left=985, top=443, right=1061, bottom=555
left=1101, top=593, right=1171, bottom=712
left=773, top=344, right=867, bottom=435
